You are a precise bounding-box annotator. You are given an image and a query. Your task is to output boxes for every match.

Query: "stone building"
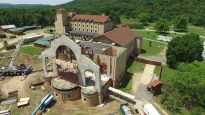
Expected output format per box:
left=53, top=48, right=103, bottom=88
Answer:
left=55, top=8, right=113, bottom=40
left=40, top=35, right=127, bottom=106
left=55, top=8, right=143, bottom=58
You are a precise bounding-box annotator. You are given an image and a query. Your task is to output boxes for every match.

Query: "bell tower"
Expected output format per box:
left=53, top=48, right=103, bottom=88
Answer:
left=55, top=8, right=71, bottom=34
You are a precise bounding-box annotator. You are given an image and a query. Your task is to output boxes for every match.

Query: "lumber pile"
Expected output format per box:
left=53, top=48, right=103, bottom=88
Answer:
left=0, top=90, right=18, bottom=105
left=0, top=110, right=10, bottom=115
left=17, top=97, right=30, bottom=108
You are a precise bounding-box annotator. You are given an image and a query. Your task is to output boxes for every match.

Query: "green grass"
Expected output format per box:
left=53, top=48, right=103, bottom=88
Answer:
left=187, top=26, right=205, bottom=36
left=141, top=40, right=167, bottom=56
left=21, top=46, right=42, bottom=56
left=120, top=16, right=138, bottom=25
left=133, top=30, right=168, bottom=56
left=119, top=58, right=145, bottom=93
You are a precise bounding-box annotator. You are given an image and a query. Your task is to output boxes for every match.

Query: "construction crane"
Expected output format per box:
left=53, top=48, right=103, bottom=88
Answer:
left=0, top=38, right=32, bottom=80
left=9, top=38, right=24, bottom=70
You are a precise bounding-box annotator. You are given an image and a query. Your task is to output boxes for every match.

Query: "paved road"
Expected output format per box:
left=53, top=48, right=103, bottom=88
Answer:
left=133, top=64, right=168, bottom=115
left=134, top=64, right=155, bottom=114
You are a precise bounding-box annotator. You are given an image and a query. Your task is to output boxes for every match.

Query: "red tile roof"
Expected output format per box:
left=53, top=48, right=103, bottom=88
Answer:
left=94, top=25, right=142, bottom=47
left=71, top=14, right=110, bottom=23
left=148, top=80, right=164, bottom=88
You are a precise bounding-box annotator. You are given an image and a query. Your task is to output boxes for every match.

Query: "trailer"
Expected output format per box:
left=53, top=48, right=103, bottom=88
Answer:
left=32, top=94, right=53, bottom=115
left=143, top=104, right=160, bottom=115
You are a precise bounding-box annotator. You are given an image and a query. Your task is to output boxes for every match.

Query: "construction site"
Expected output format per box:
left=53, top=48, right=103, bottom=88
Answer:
left=0, top=8, right=166, bottom=115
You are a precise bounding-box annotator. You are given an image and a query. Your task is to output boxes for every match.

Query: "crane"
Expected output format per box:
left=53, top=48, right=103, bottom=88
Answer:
left=9, top=38, right=24, bottom=70
left=0, top=38, right=32, bottom=80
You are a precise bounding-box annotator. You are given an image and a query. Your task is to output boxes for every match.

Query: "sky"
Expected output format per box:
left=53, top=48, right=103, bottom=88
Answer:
left=0, top=0, right=73, bottom=5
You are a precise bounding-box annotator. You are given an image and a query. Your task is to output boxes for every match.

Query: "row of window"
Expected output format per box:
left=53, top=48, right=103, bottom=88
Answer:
left=73, top=28, right=97, bottom=33
left=72, top=23, right=98, bottom=28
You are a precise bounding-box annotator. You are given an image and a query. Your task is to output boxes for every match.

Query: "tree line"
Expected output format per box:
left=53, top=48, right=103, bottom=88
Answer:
left=0, top=0, right=205, bottom=27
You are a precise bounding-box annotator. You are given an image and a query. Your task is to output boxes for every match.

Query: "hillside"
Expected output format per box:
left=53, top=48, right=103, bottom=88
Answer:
left=61, top=0, right=205, bottom=21
left=0, top=0, right=205, bottom=26
left=0, top=3, right=49, bottom=8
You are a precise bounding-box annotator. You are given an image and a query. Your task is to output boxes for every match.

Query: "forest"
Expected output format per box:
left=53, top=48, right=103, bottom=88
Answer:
left=0, top=0, right=205, bottom=27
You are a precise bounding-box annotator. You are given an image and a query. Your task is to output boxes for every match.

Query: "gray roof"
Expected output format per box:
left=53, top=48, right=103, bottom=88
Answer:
left=22, top=26, right=38, bottom=30
left=81, top=41, right=112, bottom=54
left=68, top=30, right=98, bottom=36
left=1, top=25, right=16, bottom=29
left=9, top=28, right=24, bottom=32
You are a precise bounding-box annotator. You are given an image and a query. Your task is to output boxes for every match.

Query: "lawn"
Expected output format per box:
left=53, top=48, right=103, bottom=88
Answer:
left=141, top=40, right=167, bottom=56
left=187, top=26, right=205, bottom=36
left=21, top=46, right=42, bottom=56
left=119, top=58, right=145, bottom=93
left=133, top=30, right=168, bottom=56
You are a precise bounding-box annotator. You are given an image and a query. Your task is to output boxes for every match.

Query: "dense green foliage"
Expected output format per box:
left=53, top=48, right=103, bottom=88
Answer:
left=155, top=19, right=170, bottom=34
left=161, top=61, right=205, bottom=114
left=173, top=16, right=188, bottom=32
left=0, top=8, right=55, bottom=27
left=166, top=33, right=203, bottom=68
left=0, top=0, right=205, bottom=26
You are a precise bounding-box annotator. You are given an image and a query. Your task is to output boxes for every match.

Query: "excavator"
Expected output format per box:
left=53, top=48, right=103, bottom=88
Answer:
left=0, top=38, right=32, bottom=80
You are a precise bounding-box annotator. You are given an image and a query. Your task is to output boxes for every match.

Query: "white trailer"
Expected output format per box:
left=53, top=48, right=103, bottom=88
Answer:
left=143, top=104, right=160, bottom=115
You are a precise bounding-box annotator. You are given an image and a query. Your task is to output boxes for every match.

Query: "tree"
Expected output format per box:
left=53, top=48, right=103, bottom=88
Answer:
left=191, top=16, right=204, bottom=26
left=166, top=33, right=203, bottom=68
left=138, top=13, right=149, bottom=25
left=172, top=15, right=188, bottom=32
left=161, top=61, right=205, bottom=114
left=155, top=19, right=170, bottom=34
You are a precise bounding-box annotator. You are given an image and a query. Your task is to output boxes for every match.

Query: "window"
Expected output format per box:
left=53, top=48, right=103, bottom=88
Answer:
left=79, top=28, right=80, bottom=31
left=84, top=98, right=86, bottom=102
left=79, top=24, right=80, bottom=26
left=95, top=26, right=97, bottom=28
left=87, top=29, right=89, bottom=31
left=95, top=30, right=97, bottom=33
left=91, top=30, right=92, bottom=32
left=83, top=29, right=84, bottom=31
left=87, top=25, right=89, bottom=27
left=91, top=25, right=92, bottom=28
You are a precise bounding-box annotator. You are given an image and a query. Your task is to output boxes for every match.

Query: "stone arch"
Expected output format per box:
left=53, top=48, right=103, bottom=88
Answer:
left=51, top=36, right=81, bottom=64
left=79, top=55, right=101, bottom=93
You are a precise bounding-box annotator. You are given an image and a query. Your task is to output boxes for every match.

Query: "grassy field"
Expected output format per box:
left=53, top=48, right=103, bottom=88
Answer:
left=133, top=30, right=168, bottom=56
left=141, top=40, right=167, bottom=56
left=187, top=26, right=205, bottom=36
left=21, top=46, right=42, bottom=56
left=119, top=58, right=145, bottom=93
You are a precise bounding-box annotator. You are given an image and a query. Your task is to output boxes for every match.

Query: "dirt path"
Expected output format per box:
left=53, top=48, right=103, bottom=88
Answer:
left=1, top=73, right=36, bottom=97
left=133, top=64, right=168, bottom=115
left=131, top=72, right=142, bottom=95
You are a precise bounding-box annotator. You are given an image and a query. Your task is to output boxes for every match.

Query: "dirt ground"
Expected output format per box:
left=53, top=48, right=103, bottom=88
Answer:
left=0, top=73, right=121, bottom=115
left=0, top=51, right=122, bottom=115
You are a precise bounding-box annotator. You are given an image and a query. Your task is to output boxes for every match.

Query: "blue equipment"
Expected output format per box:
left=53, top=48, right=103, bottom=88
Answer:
left=32, top=94, right=53, bottom=115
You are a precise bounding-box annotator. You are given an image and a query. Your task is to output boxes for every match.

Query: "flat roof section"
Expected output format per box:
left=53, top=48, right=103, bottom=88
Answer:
left=81, top=41, right=112, bottom=54
left=68, top=30, right=98, bottom=37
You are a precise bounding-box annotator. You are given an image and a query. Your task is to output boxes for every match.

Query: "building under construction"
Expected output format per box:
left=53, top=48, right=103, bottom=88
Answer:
left=40, top=35, right=127, bottom=106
